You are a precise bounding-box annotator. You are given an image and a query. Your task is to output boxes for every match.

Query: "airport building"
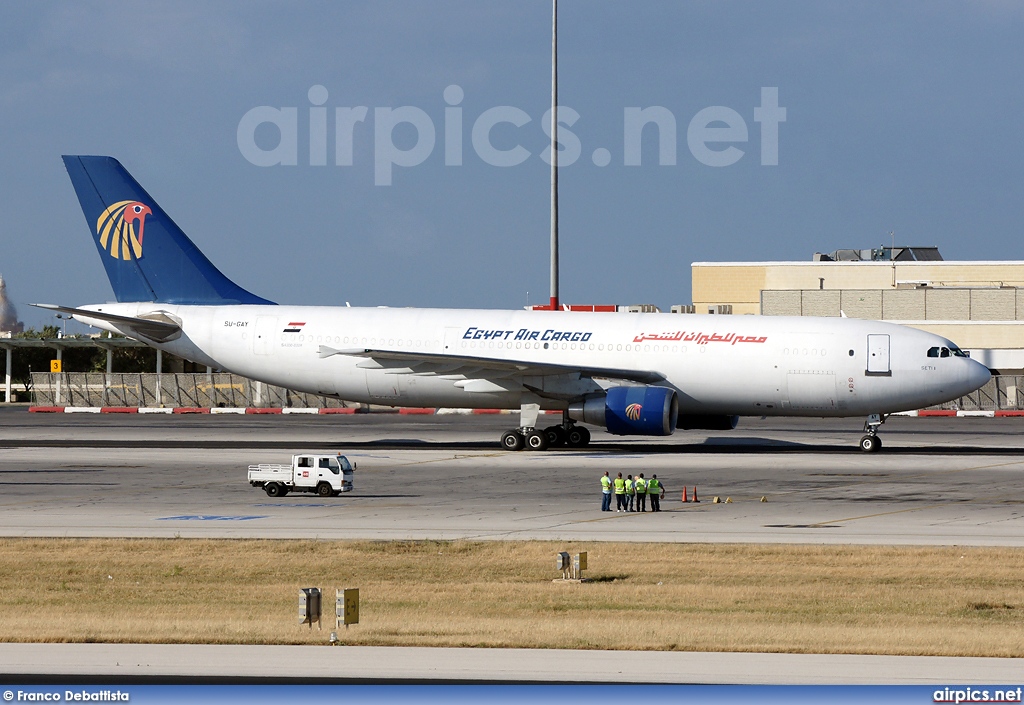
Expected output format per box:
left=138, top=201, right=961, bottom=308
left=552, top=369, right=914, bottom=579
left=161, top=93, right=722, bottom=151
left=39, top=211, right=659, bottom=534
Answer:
left=691, top=247, right=1024, bottom=376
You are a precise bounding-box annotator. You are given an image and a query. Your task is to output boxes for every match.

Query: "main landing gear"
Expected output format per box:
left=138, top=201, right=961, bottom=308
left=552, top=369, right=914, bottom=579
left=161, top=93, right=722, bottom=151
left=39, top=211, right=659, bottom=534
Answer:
left=500, top=405, right=591, bottom=451
left=859, top=413, right=885, bottom=453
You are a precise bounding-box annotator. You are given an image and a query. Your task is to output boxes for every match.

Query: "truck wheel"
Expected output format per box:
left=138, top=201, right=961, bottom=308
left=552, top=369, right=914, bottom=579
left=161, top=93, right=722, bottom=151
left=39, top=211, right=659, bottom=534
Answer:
left=316, top=482, right=333, bottom=497
left=265, top=483, right=283, bottom=498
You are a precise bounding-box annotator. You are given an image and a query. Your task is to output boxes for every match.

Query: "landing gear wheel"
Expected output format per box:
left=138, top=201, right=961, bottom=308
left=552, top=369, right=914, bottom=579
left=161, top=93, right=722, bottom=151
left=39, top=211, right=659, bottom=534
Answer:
left=526, top=430, right=549, bottom=451
left=566, top=426, right=591, bottom=448
left=265, top=483, right=283, bottom=498
left=544, top=425, right=567, bottom=446
left=859, top=435, right=881, bottom=453
left=501, top=430, right=525, bottom=451
left=316, top=482, right=333, bottom=497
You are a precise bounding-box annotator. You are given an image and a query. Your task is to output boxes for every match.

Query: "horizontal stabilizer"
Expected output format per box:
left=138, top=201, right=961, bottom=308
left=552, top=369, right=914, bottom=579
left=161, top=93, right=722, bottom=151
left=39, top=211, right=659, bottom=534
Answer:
left=30, top=304, right=181, bottom=343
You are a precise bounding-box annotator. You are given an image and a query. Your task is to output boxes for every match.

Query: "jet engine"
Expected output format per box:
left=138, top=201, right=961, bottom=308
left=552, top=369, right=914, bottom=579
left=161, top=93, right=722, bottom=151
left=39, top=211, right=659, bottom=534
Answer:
left=568, top=386, right=678, bottom=436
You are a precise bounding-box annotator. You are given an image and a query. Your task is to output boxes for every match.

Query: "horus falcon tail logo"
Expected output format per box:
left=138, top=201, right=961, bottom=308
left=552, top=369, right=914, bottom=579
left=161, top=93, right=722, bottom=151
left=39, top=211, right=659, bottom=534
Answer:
left=625, top=403, right=643, bottom=421
left=96, top=201, right=152, bottom=260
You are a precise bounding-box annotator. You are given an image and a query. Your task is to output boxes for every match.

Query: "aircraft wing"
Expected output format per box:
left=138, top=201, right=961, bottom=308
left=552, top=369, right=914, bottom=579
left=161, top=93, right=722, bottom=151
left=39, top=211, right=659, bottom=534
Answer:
left=30, top=304, right=182, bottom=343
left=319, top=345, right=666, bottom=387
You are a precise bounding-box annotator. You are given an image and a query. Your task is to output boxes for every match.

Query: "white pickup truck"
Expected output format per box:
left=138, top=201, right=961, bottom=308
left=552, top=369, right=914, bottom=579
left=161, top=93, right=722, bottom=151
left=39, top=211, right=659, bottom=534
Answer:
left=248, top=454, right=355, bottom=498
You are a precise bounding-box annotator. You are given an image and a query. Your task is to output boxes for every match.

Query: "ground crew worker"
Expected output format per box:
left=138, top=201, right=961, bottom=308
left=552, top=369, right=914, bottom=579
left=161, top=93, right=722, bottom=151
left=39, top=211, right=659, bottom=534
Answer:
left=648, top=474, right=664, bottom=512
left=600, top=471, right=612, bottom=512
left=625, top=474, right=635, bottom=512
left=614, top=472, right=626, bottom=512
left=635, top=473, right=647, bottom=512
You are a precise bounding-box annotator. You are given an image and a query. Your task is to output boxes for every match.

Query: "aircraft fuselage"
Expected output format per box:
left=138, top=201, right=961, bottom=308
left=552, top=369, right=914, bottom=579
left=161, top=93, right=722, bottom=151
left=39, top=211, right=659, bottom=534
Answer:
left=75, top=303, right=990, bottom=418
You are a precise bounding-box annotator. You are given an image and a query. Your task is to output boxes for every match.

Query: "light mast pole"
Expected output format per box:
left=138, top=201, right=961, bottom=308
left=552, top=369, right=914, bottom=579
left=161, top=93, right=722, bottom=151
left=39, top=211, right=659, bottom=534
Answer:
left=549, top=0, right=559, bottom=311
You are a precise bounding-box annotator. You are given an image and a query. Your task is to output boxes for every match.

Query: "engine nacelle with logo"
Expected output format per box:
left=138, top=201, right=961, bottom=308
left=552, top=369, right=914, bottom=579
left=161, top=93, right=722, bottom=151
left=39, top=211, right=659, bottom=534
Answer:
left=568, top=386, right=679, bottom=436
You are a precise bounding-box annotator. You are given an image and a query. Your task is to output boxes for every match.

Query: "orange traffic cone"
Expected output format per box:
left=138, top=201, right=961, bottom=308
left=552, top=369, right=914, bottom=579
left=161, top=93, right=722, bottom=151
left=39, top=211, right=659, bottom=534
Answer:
left=682, top=487, right=688, bottom=503
left=692, top=486, right=700, bottom=503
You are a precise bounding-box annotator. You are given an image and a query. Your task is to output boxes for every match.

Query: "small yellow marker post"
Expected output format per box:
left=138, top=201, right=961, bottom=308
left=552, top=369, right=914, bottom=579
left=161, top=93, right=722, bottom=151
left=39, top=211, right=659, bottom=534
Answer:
left=337, top=588, right=359, bottom=628
left=50, top=360, right=62, bottom=373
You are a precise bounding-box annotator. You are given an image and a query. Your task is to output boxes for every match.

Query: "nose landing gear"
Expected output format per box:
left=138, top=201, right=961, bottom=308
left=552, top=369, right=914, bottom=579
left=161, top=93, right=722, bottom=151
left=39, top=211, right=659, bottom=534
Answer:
left=859, top=413, right=885, bottom=452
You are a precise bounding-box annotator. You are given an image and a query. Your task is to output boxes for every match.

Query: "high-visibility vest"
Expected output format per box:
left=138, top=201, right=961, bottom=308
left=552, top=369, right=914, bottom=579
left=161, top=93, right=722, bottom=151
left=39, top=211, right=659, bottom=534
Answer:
left=601, top=475, right=611, bottom=492
left=635, top=478, right=647, bottom=494
left=625, top=479, right=634, bottom=495
left=648, top=478, right=661, bottom=493
left=614, top=478, right=625, bottom=494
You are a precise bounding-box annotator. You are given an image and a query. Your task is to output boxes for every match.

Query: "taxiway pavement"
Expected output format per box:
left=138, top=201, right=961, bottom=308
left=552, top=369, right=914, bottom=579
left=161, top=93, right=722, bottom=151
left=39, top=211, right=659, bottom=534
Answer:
left=2, top=643, right=1022, bottom=684
left=1, top=408, right=1022, bottom=545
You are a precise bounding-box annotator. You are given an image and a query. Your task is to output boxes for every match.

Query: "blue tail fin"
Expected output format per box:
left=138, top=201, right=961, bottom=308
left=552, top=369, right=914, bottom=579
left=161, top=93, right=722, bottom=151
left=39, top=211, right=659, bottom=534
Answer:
left=62, top=156, right=274, bottom=305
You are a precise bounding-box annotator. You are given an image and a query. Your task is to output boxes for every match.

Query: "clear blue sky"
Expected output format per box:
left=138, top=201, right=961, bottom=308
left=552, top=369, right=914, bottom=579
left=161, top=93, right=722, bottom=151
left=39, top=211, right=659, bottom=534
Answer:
left=2, top=1, right=1022, bottom=331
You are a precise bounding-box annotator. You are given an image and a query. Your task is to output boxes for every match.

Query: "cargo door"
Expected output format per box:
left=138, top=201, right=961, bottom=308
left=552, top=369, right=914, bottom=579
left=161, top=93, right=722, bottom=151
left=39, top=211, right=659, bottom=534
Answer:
left=780, top=333, right=835, bottom=411
left=866, top=334, right=891, bottom=376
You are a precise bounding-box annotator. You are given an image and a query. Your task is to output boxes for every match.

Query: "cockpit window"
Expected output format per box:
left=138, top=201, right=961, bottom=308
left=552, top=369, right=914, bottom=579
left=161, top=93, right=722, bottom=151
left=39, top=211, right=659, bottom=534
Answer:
left=928, top=345, right=969, bottom=359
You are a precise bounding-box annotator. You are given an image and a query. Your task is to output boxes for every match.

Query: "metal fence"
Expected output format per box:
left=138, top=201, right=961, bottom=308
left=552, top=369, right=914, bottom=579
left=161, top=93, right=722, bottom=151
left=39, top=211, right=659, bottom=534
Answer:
left=30, top=373, right=357, bottom=409
left=932, top=376, right=1019, bottom=412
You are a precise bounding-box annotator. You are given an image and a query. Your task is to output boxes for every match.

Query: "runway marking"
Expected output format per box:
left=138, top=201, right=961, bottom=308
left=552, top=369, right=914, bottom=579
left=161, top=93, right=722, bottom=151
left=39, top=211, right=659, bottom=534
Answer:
left=761, top=457, right=1024, bottom=500
left=955, top=459, right=1024, bottom=472
left=157, top=515, right=269, bottom=521
left=570, top=511, right=673, bottom=525
left=804, top=504, right=947, bottom=527
left=389, top=452, right=504, bottom=468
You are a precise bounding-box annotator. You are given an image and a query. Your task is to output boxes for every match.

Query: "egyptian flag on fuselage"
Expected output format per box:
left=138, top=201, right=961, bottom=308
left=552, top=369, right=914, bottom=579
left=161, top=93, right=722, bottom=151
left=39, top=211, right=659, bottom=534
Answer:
left=283, top=321, right=306, bottom=333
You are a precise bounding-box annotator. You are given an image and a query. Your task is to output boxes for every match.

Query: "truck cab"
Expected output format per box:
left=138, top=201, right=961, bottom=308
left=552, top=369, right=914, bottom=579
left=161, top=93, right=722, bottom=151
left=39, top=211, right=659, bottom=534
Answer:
left=248, top=453, right=355, bottom=498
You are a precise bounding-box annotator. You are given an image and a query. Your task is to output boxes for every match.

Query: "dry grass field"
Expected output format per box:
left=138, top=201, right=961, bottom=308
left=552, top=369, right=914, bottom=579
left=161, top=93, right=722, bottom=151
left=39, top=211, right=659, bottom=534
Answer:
left=0, top=538, right=1021, bottom=656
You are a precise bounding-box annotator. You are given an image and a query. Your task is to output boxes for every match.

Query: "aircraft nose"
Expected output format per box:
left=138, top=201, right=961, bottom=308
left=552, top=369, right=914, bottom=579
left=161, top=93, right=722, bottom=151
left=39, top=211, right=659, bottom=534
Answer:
left=966, top=359, right=991, bottom=392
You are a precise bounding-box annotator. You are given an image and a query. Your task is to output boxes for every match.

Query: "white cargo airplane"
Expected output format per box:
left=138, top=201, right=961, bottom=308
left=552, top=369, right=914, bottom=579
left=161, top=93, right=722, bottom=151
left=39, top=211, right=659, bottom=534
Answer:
left=38, top=156, right=990, bottom=452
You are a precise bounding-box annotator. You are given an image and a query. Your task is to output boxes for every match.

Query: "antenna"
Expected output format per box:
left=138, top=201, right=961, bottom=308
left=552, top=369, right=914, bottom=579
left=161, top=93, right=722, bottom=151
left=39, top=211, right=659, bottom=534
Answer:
left=549, top=0, right=559, bottom=311
left=890, top=230, right=896, bottom=288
